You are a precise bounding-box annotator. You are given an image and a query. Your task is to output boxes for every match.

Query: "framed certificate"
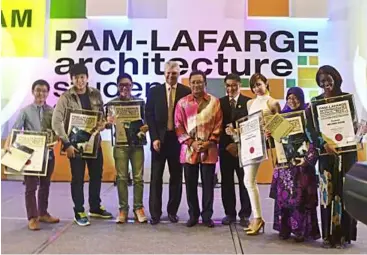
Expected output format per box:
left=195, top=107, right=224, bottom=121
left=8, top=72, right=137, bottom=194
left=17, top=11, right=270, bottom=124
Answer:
left=273, top=110, right=309, bottom=168
left=106, top=100, right=146, bottom=147
left=4, top=130, right=50, bottom=176
left=236, top=110, right=268, bottom=167
left=311, top=94, right=359, bottom=155
left=62, top=108, right=103, bottom=159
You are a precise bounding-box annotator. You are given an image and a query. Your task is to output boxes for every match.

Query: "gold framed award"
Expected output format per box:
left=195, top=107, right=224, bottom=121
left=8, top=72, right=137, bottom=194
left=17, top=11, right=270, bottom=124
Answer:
left=62, top=108, right=103, bottom=159
left=4, top=129, right=50, bottom=176
left=311, top=94, right=360, bottom=155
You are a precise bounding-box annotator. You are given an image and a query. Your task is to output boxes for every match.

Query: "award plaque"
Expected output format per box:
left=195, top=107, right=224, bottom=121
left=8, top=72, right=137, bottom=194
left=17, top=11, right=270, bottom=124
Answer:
left=4, top=129, right=49, bottom=176
left=311, top=94, right=359, bottom=155
left=106, top=100, right=147, bottom=147
left=273, top=110, right=309, bottom=168
left=62, top=108, right=103, bottom=159
left=236, top=110, right=268, bottom=167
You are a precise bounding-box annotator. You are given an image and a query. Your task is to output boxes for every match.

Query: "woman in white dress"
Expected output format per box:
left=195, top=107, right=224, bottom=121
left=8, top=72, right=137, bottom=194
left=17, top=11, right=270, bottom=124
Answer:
left=242, top=73, right=280, bottom=235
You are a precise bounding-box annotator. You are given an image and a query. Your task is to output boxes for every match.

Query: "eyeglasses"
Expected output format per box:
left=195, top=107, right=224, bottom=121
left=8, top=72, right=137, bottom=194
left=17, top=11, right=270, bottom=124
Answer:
left=119, top=83, right=132, bottom=88
left=34, top=89, right=49, bottom=93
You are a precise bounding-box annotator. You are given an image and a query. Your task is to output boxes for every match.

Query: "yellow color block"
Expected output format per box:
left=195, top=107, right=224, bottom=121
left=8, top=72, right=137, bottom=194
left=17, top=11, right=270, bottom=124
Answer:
left=268, top=79, right=284, bottom=100
left=298, top=67, right=318, bottom=79
left=309, top=56, right=319, bottom=66
left=298, top=79, right=318, bottom=88
left=248, top=0, right=289, bottom=17
left=1, top=0, right=46, bottom=57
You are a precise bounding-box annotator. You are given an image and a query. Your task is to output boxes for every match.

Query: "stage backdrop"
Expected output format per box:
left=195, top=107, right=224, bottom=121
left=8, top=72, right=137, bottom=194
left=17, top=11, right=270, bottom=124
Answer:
left=1, top=0, right=367, bottom=182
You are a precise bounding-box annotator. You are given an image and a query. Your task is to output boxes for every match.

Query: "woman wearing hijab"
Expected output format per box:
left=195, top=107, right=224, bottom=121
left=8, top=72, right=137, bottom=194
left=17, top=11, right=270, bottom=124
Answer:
left=269, top=87, right=320, bottom=242
left=312, top=65, right=358, bottom=249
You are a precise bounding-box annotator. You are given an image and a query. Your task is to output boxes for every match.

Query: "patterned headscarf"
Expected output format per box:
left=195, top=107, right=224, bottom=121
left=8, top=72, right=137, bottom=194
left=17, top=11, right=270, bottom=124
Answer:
left=282, top=87, right=307, bottom=113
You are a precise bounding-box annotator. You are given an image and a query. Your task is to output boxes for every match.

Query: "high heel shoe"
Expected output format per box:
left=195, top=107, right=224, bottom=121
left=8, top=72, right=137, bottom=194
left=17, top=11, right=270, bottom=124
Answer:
left=243, top=222, right=253, bottom=231
left=246, top=219, right=265, bottom=235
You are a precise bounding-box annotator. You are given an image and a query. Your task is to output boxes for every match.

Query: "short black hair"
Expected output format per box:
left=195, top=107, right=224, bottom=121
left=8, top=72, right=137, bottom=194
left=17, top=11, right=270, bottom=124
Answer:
left=32, top=79, right=50, bottom=92
left=116, top=73, right=133, bottom=83
left=69, top=63, right=88, bottom=78
left=224, top=73, right=241, bottom=83
left=189, top=70, right=207, bottom=83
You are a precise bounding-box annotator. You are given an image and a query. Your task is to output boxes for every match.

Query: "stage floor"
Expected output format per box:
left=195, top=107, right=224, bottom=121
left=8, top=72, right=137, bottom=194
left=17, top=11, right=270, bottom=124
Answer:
left=1, top=181, right=367, bottom=254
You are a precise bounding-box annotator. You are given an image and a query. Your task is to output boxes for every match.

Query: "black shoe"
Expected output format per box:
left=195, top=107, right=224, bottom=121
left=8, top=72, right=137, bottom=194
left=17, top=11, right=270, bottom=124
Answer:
left=150, top=218, right=160, bottom=225
left=186, top=218, right=198, bottom=227
left=168, top=214, right=179, bottom=223
left=239, top=217, right=250, bottom=228
left=221, top=216, right=236, bottom=225
left=88, top=206, right=113, bottom=219
left=294, top=236, right=305, bottom=243
left=279, top=233, right=290, bottom=240
left=203, top=219, right=215, bottom=228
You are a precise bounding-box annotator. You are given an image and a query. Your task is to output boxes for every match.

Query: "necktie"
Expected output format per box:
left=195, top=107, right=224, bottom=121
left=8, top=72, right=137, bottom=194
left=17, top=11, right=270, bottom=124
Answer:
left=167, top=87, right=175, bottom=130
left=230, top=98, right=236, bottom=120
left=230, top=98, right=236, bottom=109
left=38, top=106, right=43, bottom=122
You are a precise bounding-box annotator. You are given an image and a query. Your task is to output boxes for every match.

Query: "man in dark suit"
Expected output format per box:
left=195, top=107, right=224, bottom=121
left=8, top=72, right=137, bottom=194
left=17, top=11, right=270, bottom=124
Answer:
left=145, top=61, right=191, bottom=224
left=219, top=73, right=252, bottom=227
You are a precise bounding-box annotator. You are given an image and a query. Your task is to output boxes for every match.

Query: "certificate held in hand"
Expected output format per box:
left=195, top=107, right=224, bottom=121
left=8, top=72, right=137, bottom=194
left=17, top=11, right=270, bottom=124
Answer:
left=1, top=143, right=34, bottom=171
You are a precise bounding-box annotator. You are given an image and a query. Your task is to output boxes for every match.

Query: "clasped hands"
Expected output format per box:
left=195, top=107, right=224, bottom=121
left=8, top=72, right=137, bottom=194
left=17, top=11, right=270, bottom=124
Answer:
left=191, top=140, right=212, bottom=153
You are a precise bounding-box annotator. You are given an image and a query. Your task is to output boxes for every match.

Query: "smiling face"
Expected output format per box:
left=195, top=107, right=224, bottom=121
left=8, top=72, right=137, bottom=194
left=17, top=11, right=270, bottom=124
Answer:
left=72, top=73, right=88, bottom=93
left=118, top=77, right=132, bottom=98
left=165, top=66, right=179, bottom=86
left=32, top=84, right=49, bottom=104
left=225, top=79, right=240, bottom=98
left=318, top=73, right=335, bottom=96
left=251, top=78, right=267, bottom=96
left=189, top=74, right=206, bottom=97
left=287, top=93, right=301, bottom=110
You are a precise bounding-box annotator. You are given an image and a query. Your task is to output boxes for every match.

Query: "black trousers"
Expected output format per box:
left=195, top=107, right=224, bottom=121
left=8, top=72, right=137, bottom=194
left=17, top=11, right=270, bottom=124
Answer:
left=220, top=150, right=251, bottom=218
left=149, top=132, right=183, bottom=219
left=184, top=163, right=216, bottom=221
left=69, top=147, right=103, bottom=214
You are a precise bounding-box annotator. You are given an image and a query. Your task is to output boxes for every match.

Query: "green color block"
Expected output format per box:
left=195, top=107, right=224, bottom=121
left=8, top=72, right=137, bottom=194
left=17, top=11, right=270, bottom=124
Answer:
left=308, top=90, right=319, bottom=100
left=50, top=0, right=86, bottom=19
left=241, top=79, right=249, bottom=88
left=298, top=56, right=307, bottom=65
left=286, top=79, right=296, bottom=88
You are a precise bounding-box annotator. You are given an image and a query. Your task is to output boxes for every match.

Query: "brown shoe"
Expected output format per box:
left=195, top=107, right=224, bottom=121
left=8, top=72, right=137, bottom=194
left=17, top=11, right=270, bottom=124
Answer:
left=134, top=208, right=147, bottom=223
left=28, top=218, right=40, bottom=230
left=39, top=214, right=60, bottom=223
left=116, top=211, right=127, bottom=224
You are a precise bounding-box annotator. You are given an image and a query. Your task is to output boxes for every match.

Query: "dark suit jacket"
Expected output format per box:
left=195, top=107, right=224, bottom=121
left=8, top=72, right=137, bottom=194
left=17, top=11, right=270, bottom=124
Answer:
left=219, top=94, right=251, bottom=151
left=145, top=83, right=191, bottom=144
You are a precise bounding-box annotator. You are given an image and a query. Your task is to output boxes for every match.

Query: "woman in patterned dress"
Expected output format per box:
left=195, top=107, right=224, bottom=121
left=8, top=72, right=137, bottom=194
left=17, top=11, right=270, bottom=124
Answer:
left=312, top=65, right=358, bottom=249
left=269, top=87, right=321, bottom=242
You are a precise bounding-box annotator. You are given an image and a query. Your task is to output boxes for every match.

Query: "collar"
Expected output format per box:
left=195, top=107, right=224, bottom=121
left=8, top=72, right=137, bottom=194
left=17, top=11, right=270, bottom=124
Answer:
left=229, top=93, right=240, bottom=102
left=165, top=83, right=177, bottom=90
left=32, top=102, right=45, bottom=108
left=188, top=92, right=210, bottom=102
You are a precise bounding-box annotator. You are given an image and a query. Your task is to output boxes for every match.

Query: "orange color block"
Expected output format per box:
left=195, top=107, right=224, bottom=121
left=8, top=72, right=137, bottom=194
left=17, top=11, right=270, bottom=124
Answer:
left=248, top=0, right=289, bottom=17
left=240, top=89, right=255, bottom=99
left=181, top=78, right=190, bottom=87
left=268, top=79, right=285, bottom=100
